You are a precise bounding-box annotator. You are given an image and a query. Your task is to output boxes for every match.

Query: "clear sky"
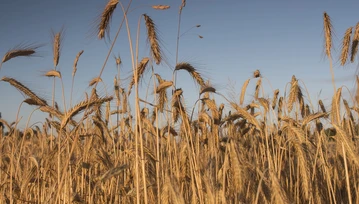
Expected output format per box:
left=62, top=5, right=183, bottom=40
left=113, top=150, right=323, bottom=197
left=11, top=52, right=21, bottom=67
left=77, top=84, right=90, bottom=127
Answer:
left=1, top=0, right=359, bottom=129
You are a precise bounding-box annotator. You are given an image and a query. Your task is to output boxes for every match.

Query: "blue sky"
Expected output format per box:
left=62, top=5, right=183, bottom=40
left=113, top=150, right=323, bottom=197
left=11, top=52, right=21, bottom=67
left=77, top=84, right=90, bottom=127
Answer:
left=1, top=0, right=359, bottom=129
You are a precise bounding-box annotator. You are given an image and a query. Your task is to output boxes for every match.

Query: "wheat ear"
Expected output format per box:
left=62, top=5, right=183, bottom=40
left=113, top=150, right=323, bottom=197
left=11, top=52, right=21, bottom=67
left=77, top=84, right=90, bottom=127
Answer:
left=351, top=22, right=359, bottom=62
left=44, top=70, right=61, bottom=78
left=61, top=96, right=113, bottom=128
left=2, top=44, right=41, bottom=64
left=175, top=62, right=205, bottom=87
left=128, top=57, right=150, bottom=94
left=52, top=28, right=64, bottom=67
left=288, top=75, right=298, bottom=112
left=323, top=12, right=333, bottom=58
left=1, top=77, right=47, bottom=106
left=98, top=0, right=119, bottom=39
left=340, top=27, right=352, bottom=66
left=152, top=5, right=170, bottom=10
left=72, top=50, right=84, bottom=77
left=143, top=14, right=162, bottom=65
left=240, top=79, right=250, bottom=105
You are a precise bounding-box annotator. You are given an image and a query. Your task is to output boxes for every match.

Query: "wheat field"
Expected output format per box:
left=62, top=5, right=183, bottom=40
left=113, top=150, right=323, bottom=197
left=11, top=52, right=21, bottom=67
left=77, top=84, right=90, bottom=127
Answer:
left=1, top=1, right=359, bottom=203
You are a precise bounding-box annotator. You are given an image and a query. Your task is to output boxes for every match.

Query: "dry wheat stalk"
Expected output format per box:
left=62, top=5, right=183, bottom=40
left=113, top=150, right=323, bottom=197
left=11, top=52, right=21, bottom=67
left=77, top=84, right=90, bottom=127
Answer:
left=253, top=69, right=261, bottom=78
left=140, top=107, right=149, bottom=118
left=287, top=126, right=311, bottom=200
left=156, top=81, right=172, bottom=113
left=288, top=75, right=298, bottom=112
left=333, top=124, right=359, bottom=167
left=305, top=104, right=311, bottom=116
left=200, top=85, right=216, bottom=95
left=175, top=62, right=205, bottom=87
left=1, top=44, right=41, bottom=64
left=143, top=14, right=162, bottom=65
left=340, top=27, right=352, bottom=66
left=1, top=77, right=47, bottom=106
left=323, top=12, right=333, bottom=58
left=254, top=78, right=262, bottom=100
left=105, top=101, right=110, bottom=125
left=318, top=100, right=326, bottom=113
left=152, top=5, right=170, bottom=10
left=120, top=88, right=128, bottom=112
left=302, top=112, right=326, bottom=127
left=40, top=106, right=63, bottom=120
left=61, top=96, right=113, bottom=128
left=97, top=164, right=128, bottom=182
left=52, top=29, right=64, bottom=67
left=44, top=70, right=61, bottom=78
left=128, top=57, right=150, bottom=94
left=110, top=109, right=126, bottom=115
left=180, top=0, right=186, bottom=12
left=230, top=102, right=261, bottom=131
left=278, top=96, right=283, bottom=119
left=229, top=142, right=242, bottom=192
left=202, top=98, right=220, bottom=124
left=331, top=87, right=342, bottom=124
left=272, top=89, right=280, bottom=110
left=343, top=99, right=354, bottom=121
left=114, top=77, right=120, bottom=106
left=351, top=22, right=359, bottom=62
left=258, top=98, right=269, bottom=115
left=171, top=89, right=184, bottom=122
left=115, top=56, right=121, bottom=65
left=72, top=50, right=84, bottom=77
left=300, top=96, right=305, bottom=118
left=98, top=0, right=119, bottom=39
left=240, top=79, right=250, bottom=105
left=23, top=98, right=41, bottom=106
left=156, top=81, right=173, bottom=93
left=155, top=73, right=164, bottom=83
left=89, top=77, right=103, bottom=87
left=172, top=100, right=186, bottom=123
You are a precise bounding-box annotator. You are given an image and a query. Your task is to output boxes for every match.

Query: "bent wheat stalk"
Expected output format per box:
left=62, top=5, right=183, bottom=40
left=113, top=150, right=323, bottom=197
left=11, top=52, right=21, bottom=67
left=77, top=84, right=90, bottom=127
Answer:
left=1, top=77, right=47, bottom=106
left=323, top=12, right=336, bottom=91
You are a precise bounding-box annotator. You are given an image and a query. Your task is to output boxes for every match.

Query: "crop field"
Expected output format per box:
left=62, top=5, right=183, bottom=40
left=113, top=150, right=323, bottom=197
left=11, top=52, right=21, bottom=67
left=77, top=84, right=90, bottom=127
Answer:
left=1, top=0, right=359, bottom=203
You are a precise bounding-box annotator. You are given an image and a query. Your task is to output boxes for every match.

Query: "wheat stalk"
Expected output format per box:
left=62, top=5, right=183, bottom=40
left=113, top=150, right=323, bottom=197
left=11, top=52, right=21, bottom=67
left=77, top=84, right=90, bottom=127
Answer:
left=331, top=87, right=342, bottom=124
left=240, top=79, right=250, bottom=105
left=230, top=102, right=261, bottom=132
left=318, top=100, right=326, bottom=113
left=254, top=78, right=262, bottom=100
left=253, top=69, right=261, bottom=78
left=1, top=44, right=41, bottom=71
left=44, top=70, right=61, bottom=78
left=351, top=22, right=359, bottom=62
left=272, top=89, right=279, bottom=110
left=175, top=62, right=205, bottom=87
left=2, top=49, right=35, bottom=63
left=61, top=96, right=113, bottom=128
left=340, top=27, right=352, bottom=66
left=143, top=14, right=162, bottom=65
left=288, top=75, right=298, bottom=112
left=52, top=29, right=64, bottom=67
left=128, top=57, right=150, bottom=94
left=323, top=12, right=336, bottom=91
left=152, top=5, right=170, bottom=10
left=1, top=77, right=47, bottom=106
left=23, top=98, right=41, bottom=106
left=323, top=12, right=333, bottom=58
left=72, top=50, right=84, bottom=77
left=89, top=77, right=103, bottom=87
left=98, top=0, right=119, bottom=39
left=156, top=81, right=173, bottom=93
left=200, top=85, right=216, bottom=95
